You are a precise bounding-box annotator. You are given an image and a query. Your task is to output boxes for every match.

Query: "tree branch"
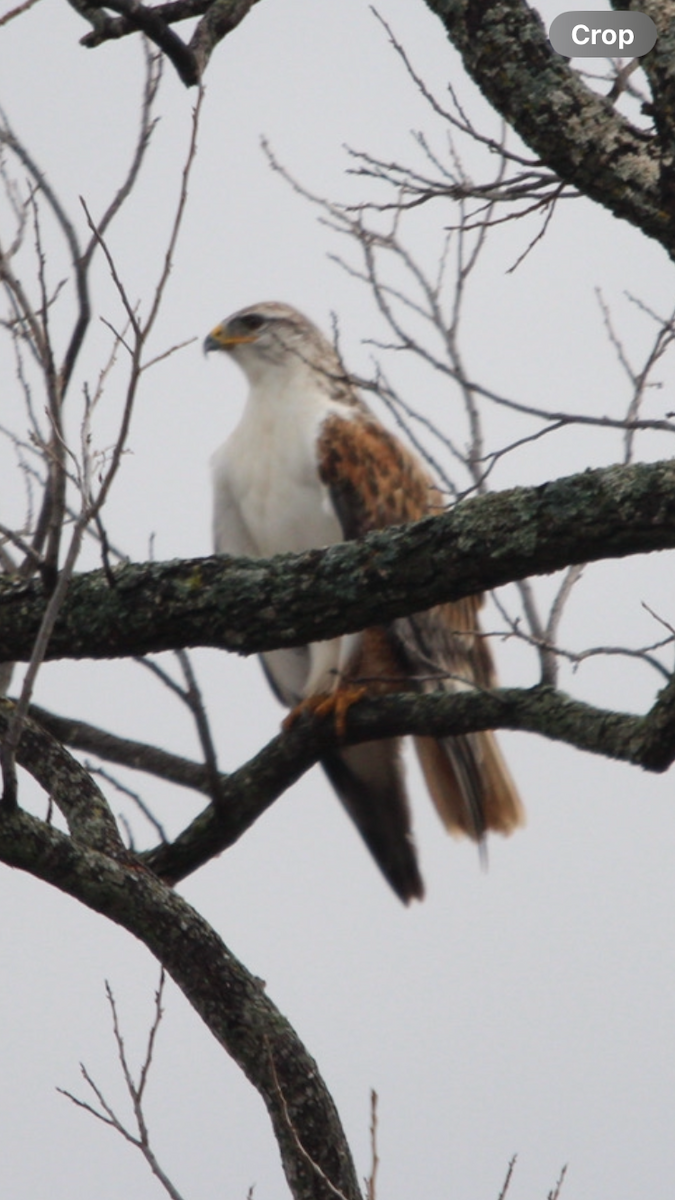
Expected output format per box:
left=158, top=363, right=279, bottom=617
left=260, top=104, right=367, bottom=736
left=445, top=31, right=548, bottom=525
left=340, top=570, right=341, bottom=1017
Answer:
left=28, top=702, right=212, bottom=791
left=19, top=664, right=669, bottom=888
left=621, top=0, right=675, bottom=204
left=1, top=459, right=675, bottom=663
left=0, top=697, right=127, bottom=854
left=70, top=0, right=263, bottom=86
left=142, top=681, right=652, bottom=886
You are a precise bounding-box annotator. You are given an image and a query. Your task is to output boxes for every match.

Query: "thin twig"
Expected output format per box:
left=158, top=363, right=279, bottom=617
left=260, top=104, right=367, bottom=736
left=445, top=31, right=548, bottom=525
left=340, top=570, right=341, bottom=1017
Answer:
left=364, top=1090, right=379, bottom=1200
left=0, top=0, right=42, bottom=23
left=496, top=1155, right=517, bottom=1200
left=58, top=974, right=186, bottom=1200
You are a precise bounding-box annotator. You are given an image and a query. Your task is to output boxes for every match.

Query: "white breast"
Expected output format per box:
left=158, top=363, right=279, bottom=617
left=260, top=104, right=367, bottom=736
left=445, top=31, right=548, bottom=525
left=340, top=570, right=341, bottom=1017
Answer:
left=211, top=376, right=344, bottom=558
left=210, top=371, right=358, bottom=699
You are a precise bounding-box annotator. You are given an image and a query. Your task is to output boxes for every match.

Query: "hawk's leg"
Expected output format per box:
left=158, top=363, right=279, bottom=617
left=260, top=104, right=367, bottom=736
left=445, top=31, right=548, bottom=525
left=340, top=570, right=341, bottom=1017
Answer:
left=282, top=686, right=367, bottom=739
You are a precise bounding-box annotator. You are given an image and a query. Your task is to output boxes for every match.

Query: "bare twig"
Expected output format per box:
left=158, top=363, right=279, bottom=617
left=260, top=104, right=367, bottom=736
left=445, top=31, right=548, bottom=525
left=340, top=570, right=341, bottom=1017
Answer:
left=58, top=974, right=186, bottom=1200
left=175, top=649, right=222, bottom=805
left=496, top=1155, right=517, bottom=1200
left=87, top=763, right=169, bottom=844
left=0, top=0, right=42, bottom=23
left=542, top=565, right=585, bottom=685
left=364, top=1090, right=379, bottom=1200
left=82, top=44, right=163, bottom=271
left=1, top=508, right=91, bottom=807
left=0, top=64, right=203, bottom=806
left=548, top=1164, right=568, bottom=1199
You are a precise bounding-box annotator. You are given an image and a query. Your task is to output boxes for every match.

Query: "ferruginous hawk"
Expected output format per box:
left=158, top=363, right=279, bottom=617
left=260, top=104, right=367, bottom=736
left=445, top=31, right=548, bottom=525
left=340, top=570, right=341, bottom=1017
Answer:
left=204, top=301, right=523, bottom=903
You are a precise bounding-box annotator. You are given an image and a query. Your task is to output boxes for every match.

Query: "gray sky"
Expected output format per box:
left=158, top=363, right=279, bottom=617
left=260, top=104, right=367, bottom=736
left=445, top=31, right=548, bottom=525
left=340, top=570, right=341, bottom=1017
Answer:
left=1, top=1, right=674, bottom=1197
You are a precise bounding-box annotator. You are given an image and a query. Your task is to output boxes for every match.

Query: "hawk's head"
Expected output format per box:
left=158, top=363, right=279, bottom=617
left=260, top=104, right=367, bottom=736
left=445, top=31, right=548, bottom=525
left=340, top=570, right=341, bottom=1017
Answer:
left=204, top=302, right=324, bottom=373
left=204, top=301, right=363, bottom=408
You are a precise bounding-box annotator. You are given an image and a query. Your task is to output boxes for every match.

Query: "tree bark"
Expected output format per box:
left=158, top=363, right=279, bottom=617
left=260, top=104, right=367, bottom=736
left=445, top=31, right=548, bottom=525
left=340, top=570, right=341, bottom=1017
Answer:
left=2, top=459, right=675, bottom=664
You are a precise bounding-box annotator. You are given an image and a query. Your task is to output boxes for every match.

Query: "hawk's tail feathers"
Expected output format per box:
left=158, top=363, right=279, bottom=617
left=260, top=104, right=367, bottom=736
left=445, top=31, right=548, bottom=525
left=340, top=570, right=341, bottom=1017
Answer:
left=414, top=731, right=524, bottom=842
left=321, top=741, right=425, bottom=904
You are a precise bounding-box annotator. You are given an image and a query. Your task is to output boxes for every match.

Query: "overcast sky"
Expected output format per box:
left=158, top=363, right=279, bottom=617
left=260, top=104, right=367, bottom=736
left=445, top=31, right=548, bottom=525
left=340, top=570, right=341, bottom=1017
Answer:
left=1, top=2, right=675, bottom=1198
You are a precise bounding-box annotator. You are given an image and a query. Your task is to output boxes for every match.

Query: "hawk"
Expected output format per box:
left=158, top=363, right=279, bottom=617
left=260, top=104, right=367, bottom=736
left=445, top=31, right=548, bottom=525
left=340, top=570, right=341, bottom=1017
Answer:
left=204, top=301, right=523, bottom=902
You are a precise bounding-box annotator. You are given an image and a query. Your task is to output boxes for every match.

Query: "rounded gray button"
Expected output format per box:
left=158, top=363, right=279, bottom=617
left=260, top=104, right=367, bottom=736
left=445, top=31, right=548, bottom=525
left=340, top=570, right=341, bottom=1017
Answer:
left=549, top=11, right=657, bottom=57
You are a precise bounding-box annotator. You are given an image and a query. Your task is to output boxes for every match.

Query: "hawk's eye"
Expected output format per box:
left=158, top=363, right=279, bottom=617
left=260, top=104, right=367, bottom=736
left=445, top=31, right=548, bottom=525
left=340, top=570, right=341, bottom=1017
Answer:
left=238, top=313, right=266, bottom=332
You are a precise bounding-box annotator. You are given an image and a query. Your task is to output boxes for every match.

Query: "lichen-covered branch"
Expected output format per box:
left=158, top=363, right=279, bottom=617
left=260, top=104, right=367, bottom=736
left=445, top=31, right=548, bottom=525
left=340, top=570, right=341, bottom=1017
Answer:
left=5, top=669, right=671, bottom=897
left=1, top=458, right=675, bottom=664
left=18, top=675, right=659, bottom=887
left=142, top=680, right=657, bottom=885
left=617, top=0, right=675, bottom=198
left=0, top=697, right=127, bottom=854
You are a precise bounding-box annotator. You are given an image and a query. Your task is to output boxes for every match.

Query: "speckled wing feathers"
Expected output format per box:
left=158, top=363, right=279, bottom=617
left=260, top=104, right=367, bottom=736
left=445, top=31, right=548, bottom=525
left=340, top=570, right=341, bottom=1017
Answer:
left=317, top=409, right=523, bottom=854
left=318, top=410, right=434, bottom=533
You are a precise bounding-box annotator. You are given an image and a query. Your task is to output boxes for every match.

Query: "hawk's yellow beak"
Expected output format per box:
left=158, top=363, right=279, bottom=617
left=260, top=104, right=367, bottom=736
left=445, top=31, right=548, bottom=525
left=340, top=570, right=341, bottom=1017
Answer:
left=203, top=324, right=257, bottom=354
